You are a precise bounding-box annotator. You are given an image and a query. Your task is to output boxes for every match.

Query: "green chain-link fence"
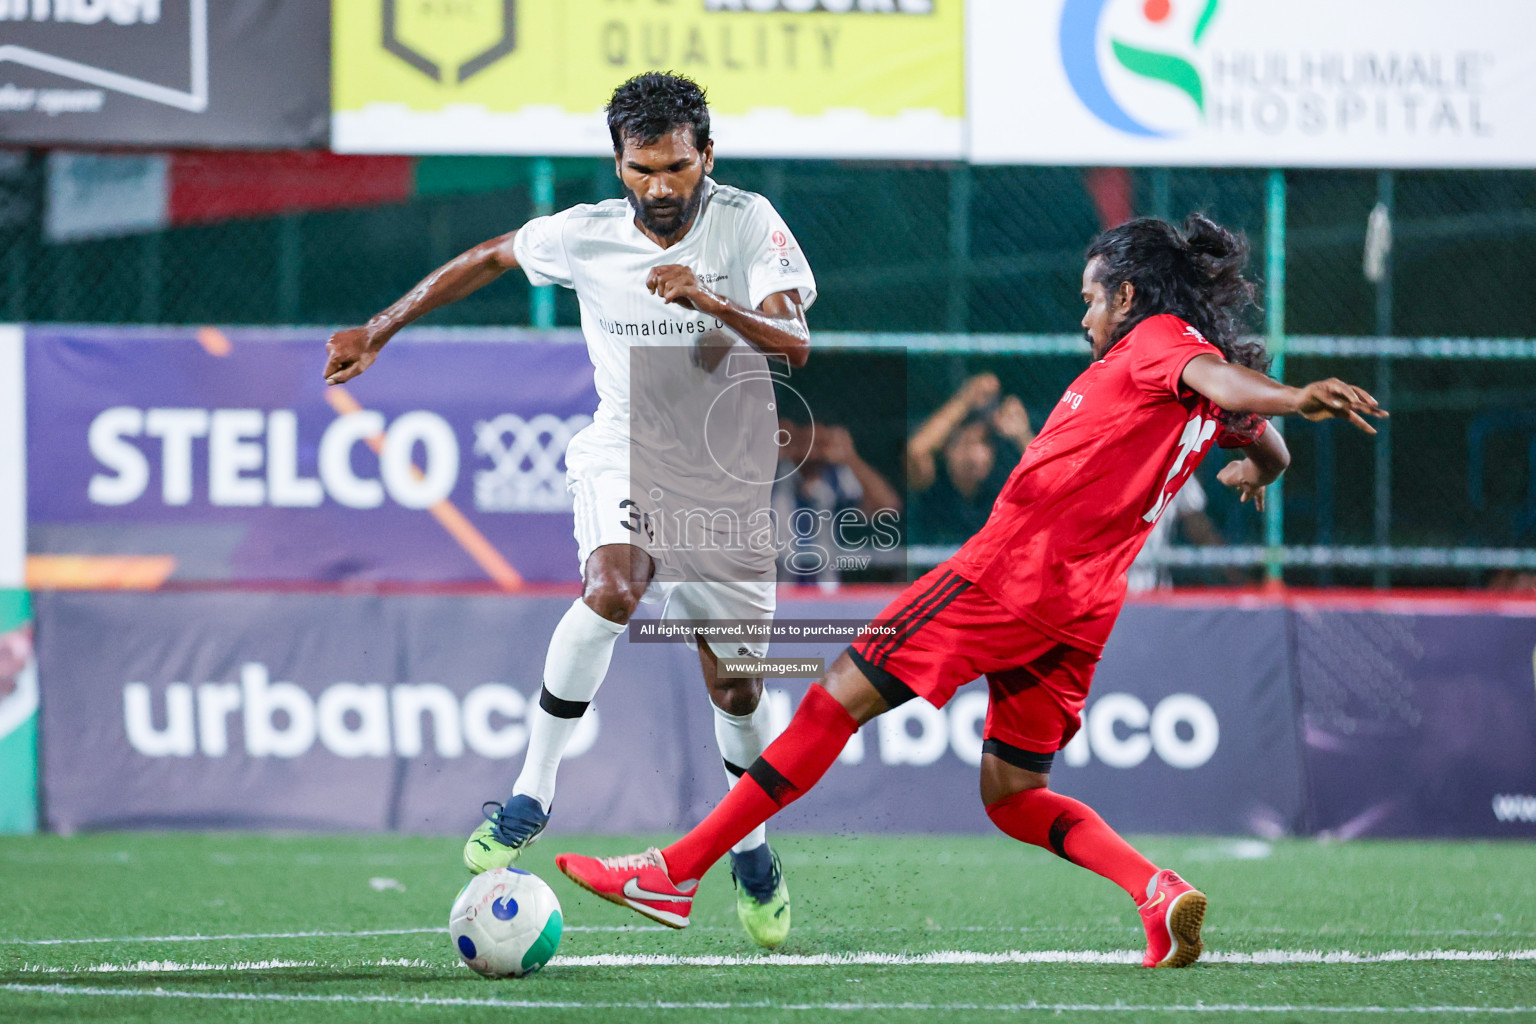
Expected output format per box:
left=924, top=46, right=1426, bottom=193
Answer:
left=4, top=152, right=1536, bottom=586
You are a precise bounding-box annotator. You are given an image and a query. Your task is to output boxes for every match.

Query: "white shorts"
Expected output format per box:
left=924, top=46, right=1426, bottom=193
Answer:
left=567, top=435, right=775, bottom=661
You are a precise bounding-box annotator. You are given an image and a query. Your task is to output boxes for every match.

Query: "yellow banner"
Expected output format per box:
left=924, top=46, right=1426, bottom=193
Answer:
left=333, top=0, right=963, bottom=158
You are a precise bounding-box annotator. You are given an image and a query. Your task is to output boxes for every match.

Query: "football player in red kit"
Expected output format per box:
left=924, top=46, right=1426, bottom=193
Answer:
left=556, top=214, right=1387, bottom=968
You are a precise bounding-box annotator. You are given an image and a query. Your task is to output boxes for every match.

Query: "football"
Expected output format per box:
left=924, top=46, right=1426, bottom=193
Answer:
left=448, top=868, right=564, bottom=978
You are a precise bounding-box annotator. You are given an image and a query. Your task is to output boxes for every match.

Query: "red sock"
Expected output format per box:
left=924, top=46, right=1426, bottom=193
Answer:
left=985, top=788, right=1157, bottom=900
left=663, top=683, right=856, bottom=883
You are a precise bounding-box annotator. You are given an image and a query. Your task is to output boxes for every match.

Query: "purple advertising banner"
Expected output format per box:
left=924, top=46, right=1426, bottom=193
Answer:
left=1296, top=603, right=1536, bottom=838
left=26, top=326, right=597, bottom=585
left=37, top=590, right=1305, bottom=838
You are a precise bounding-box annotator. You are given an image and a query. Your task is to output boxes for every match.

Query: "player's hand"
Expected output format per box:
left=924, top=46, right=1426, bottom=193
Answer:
left=648, top=265, right=715, bottom=312
left=1296, top=378, right=1388, bottom=434
left=324, top=327, right=382, bottom=385
left=957, top=373, right=1001, bottom=409
left=1218, top=459, right=1267, bottom=512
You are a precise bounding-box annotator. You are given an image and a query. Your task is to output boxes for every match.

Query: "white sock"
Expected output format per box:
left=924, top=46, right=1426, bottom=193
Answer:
left=511, top=599, right=626, bottom=811
left=713, top=700, right=771, bottom=854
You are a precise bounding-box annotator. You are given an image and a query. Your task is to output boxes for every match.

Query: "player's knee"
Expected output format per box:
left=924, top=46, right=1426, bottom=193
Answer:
left=708, top=676, right=762, bottom=717
left=978, top=753, right=1050, bottom=807
left=582, top=577, right=641, bottom=624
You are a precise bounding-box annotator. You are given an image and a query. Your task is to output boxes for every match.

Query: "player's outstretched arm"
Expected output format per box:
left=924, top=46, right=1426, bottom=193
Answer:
left=323, top=230, right=522, bottom=385
left=1216, top=427, right=1289, bottom=511
left=647, top=265, right=810, bottom=369
left=1180, top=354, right=1388, bottom=434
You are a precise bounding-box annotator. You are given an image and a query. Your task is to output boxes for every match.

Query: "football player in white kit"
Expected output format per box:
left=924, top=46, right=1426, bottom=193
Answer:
left=322, top=73, right=815, bottom=948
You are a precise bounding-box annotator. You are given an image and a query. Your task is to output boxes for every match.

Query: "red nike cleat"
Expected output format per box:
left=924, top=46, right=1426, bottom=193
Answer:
left=556, top=847, right=697, bottom=929
left=1138, top=868, right=1207, bottom=968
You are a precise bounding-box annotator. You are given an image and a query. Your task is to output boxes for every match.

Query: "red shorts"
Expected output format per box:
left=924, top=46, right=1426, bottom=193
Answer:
left=848, top=565, right=1099, bottom=769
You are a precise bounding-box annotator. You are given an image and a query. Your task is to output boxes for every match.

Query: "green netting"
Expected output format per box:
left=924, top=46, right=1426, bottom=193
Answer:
left=3, top=154, right=1535, bottom=585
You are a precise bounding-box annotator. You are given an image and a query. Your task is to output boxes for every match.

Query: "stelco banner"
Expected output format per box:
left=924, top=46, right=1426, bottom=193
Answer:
left=36, top=593, right=1302, bottom=837
left=0, top=0, right=329, bottom=147
left=26, top=326, right=598, bottom=586
left=331, top=0, right=964, bottom=159
left=968, top=0, right=1536, bottom=168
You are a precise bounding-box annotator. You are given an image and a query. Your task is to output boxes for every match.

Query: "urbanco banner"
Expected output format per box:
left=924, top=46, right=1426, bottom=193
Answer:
left=36, top=591, right=1298, bottom=837
left=332, top=0, right=964, bottom=159
left=25, top=326, right=599, bottom=586
left=0, top=0, right=329, bottom=147
left=968, top=0, right=1536, bottom=168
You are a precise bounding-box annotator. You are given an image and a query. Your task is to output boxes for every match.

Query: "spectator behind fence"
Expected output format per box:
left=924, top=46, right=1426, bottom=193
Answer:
left=907, top=373, right=1035, bottom=547
left=773, top=419, right=902, bottom=585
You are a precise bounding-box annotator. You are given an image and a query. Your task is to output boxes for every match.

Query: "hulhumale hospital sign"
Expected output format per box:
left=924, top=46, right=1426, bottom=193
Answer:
left=968, top=0, right=1536, bottom=167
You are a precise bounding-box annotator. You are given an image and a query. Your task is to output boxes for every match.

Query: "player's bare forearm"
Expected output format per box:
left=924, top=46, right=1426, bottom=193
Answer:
left=323, top=230, right=520, bottom=385
left=1181, top=356, right=1300, bottom=415
left=696, top=289, right=810, bottom=369
left=1181, top=354, right=1387, bottom=433
left=377, top=233, right=518, bottom=334
left=1238, top=426, right=1290, bottom=485
left=646, top=266, right=809, bottom=368
left=1217, top=428, right=1289, bottom=511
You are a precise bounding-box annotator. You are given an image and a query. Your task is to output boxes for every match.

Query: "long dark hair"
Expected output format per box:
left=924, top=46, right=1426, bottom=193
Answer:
left=1086, top=213, right=1267, bottom=376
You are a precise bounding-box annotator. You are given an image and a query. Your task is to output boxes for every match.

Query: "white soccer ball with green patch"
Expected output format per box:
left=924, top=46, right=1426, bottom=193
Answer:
left=449, top=867, right=563, bottom=978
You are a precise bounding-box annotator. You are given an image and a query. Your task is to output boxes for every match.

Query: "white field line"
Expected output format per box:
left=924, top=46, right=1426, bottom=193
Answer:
left=7, top=925, right=1533, bottom=946
left=0, top=925, right=666, bottom=945
left=2, top=983, right=1534, bottom=1015
left=14, top=949, right=1536, bottom=973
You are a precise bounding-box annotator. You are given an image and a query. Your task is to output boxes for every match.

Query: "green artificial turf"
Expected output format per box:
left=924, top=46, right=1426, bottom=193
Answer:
left=1, top=832, right=1533, bottom=1022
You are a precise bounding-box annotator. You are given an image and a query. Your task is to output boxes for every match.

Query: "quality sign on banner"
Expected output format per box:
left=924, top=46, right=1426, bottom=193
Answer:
left=332, top=0, right=964, bottom=159
left=968, top=0, right=1536, bottom=167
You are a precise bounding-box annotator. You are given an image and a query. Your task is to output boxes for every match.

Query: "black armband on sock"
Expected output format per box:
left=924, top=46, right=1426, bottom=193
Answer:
left=539, top=685, right=590, bottom=720
left=745, top=758, right=798, bottom=806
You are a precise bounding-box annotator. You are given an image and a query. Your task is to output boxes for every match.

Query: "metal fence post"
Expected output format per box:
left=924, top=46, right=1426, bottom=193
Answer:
left=1150, top=167, right=1172, bottom=221
left=530, top=157, right=556, bottom=329
left=1265, top=169, right=1287, bottom=584
left=1373, top=170, right=1396, bottom=588
left=947, top=163, right=972, bottom=333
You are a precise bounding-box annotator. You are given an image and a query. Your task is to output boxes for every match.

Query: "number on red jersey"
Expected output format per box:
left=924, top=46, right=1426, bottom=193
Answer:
left=1143, top=413, right=1217, bottom=524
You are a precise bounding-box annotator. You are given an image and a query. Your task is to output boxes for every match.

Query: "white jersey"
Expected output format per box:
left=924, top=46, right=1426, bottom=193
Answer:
left=514, top=179, right=816, bottom=580
left=513, top=178, right=816, bottom=448
left=1127, top=475, right=1207, bottom=592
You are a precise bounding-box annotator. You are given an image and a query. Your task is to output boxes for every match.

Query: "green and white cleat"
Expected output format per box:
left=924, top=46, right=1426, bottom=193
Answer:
left=463, top=797, right=549, bottom=874
left=730, top=845, right=790, bottom=949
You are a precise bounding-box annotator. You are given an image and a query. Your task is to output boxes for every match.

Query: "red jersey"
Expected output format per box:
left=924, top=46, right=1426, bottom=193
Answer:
left=948, top=313, right=1265, bottom=654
